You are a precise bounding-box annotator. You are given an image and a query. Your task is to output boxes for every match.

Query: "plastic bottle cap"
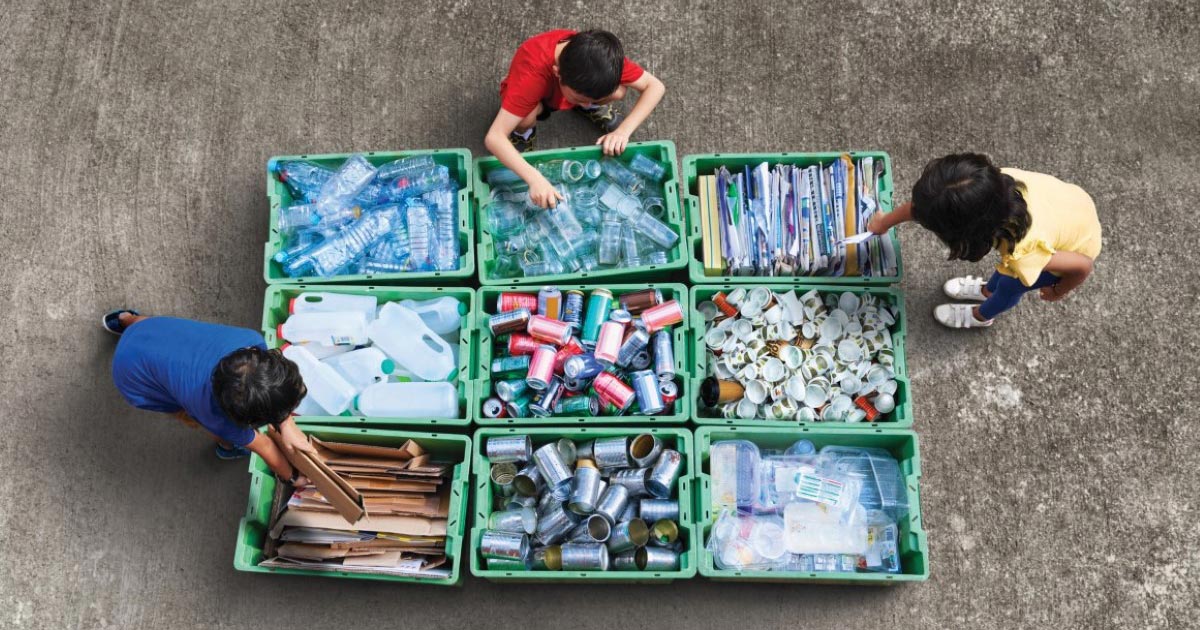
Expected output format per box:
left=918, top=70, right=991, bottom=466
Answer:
left=288, top=297, right=297, bottom=314
left=276, top=324, right=285, bottom=340
left=446, top=368, right=458, bottom=381
left=380, top=359, right=396, bottom=375
left=457, top=302, right=467, bottom=317
left=280, top=343, right=291, bottom=352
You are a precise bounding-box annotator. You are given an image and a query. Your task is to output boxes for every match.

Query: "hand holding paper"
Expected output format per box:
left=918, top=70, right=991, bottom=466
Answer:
left=840, top=231, right=877, bottom=246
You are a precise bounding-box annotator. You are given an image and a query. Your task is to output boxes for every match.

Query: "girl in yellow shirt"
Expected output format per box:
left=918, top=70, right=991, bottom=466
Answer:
left=869, top=153, right=1101, bottom=329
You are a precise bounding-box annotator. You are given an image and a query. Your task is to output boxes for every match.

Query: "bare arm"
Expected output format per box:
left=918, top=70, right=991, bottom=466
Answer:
left=596, top=71, right=666, bottom=156
left=246, top=431, right=295, bottom=480
left=1039, top=251, right=1094, bottom=301
left=483, top=108, right=563, bottom=208
left=867, top=201, right=914, bottom=234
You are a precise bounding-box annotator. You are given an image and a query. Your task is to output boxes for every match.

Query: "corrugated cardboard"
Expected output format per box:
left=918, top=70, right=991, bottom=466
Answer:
left=291, top=448, right=366, bottom=524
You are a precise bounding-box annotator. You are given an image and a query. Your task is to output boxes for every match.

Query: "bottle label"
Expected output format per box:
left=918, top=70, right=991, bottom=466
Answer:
left=329, top=335, right=355, bottom=346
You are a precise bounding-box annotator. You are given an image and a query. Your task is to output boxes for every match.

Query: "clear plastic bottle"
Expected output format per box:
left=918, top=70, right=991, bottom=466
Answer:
left=277, top=204, right=322, bottom=234
left=283, top=207, right=398, bottom=278
left=427, top=189, right=459, bottom=271
left=405, top=202, right=434, bottom=272
left=273, top=229, right=326, bottom=264
left=599, top=219, right=623, bottom=265
left=629, top=210, right=680, bottom=248
left=367, top=302, right=458, bottom=381
left=289, top=292, right=378, bottom=322
left=274, top=160, right=332, bottom=201
left=315, top=154, right=377, bottom=216
left=322, top=347, right=395, bottom=392
left=280, top=344, right=358, bottom=415
left=397, top=297, right=465, bottom=335
left=535, top=160, right=586, bottom=183
left=388, top=165, right=451, bottom=201
left=628, top=154, right=667, bottom=182
left=356, top=382, right=458, bottom=418
left=486, top=166, right=525, bottom=188
left=376, top=154, right=436, bottom=180
left=277, top=311, right=370, bottom=346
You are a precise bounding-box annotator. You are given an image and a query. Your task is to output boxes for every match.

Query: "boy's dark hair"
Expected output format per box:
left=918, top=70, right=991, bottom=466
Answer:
left=558, top=30, right=625, bottom=99
left=212, top=347, right=306, bottom=429
left=911, top=153, right=1031, bottom=262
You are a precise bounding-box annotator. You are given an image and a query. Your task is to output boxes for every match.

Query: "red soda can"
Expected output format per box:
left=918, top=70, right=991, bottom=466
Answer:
left=498, top=292, right=538, bottom=314
left=527, top=315, right=573, bottom=345
left=593, top=371, right=635, bottom=413
left=552, top=337, right=585, bottom=375
left=594, top=321, right=625, bottom=366
left=641, top=300, right=684, bottom=333
left=508, top=333, right=541, bottom=356
left=658, top=380, right=679, bottom=413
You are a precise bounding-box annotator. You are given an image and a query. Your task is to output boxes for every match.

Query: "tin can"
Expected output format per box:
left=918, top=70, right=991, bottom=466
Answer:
left=628, top=433, right=663, bottom=468
left=505, top=494, right=538, bottom=511
left=641, top=300, right=684, bottom=333
left=611, top=550, right=640, bottom=571
left=507, top=333, right=541, bottom=356
left=562, top=290, right=585, bottom=330
left=552, top=337, right=584, bottom=375
left=610, top=468, right=650, bottom=497
left=568, top=462, right=602, bottom=515
left=639, top=499, right=679, bottom=523
left=482, top=397, right=506, bottom=419
left=606, top=518, right=649, bottom=554
left=580, top=288, right=613, bottom=348
left=616, top=329, right=650, bottom=368
left=563, top=353, right=604, bottom=380
left=498, top=292, right=538, bottom=314
left=618, top=288, right=663, bottom=315
left=529, top=376, right=564, bottom=416
left=488, top=308, right=531, bottom=336
left=481, top=530, right=529, bottom=561
left=594, top=321, right=624, bottom=366
left=593, top=371, right=635, bottom=414
left=652, top=330, right=675, bottom=381
left=649, top=519, right=679, bottom=546
left=531, top=545, right=563, bottom=571
left=554, top=394, right=599, bottom=416
left=535, top=503, right=577, bottom=546
left=555, top=438, right=577, bottom=465
left=617, top=501, right=639, bottom=523
left=526, top=344, right=557, bottom=390
left=488, top=507, right=538, bottom=534
left=575, top=439, right=595, bottom=461
left=486, top=436, right=532, bottom=463
left=513, top=464, right=543, bottom=497
left=630, top=370, right=665, bottom=415
left=538, top=286, right=563, bottom=320
left=560, top=543, right=610, bottom=571
left=527, top=315, right=572, bottom=345
left=505, top=392, right=533, bottom=418
left=491, top=355, right=531, bottom=377
left=658, top=380, right=679, bottom=412
left=591, top=437, right=630, bottom=468
left=485, top=557, right=528, bottom=570
left=594, top=484, right=630, bottom=525
left=568, top=514, right=612, bottom=543
left=532, top=443, right=573, bottom=491
left=646, top=449, right=683, bottom=498
left=494, top=378, right=528, bottom=403
left=490, top=462, right=517, bottom=498
left=638, top=546, right=679, bottom=570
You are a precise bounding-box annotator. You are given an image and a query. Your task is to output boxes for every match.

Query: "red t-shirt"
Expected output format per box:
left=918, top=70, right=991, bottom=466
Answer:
left=500, top=29, right=645, bottom=117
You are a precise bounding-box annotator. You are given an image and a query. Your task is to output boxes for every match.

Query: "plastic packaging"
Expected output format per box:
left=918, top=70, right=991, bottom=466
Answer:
left=281, top=344, right=358, bottom=415
left=323, top=347, right=395, bottom=392
left=290, top=292, right=378, bottom=322
left=355, top=382, right=458, bottom=418
left=283, top=206, right=398, bottom=278
left=368, top=302, right=457, bottom=381
left=277, top=311, right=370, bottom=346
left=709, top=440, right=760, bottom=512
left=820, top=446, right=909, bottom=520
left=314, top=154, right=377, bottom=216
left=397, top=297, right=465, bottom=335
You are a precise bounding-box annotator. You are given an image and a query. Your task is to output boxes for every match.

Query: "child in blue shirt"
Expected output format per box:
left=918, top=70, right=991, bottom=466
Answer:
left=106, top=310, right=312, bottom=485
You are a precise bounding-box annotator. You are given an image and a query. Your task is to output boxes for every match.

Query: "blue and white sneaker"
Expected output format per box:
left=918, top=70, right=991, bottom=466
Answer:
left=101, top=309, right=140, bottom=336
left=214, top=443, right=251, bottom=460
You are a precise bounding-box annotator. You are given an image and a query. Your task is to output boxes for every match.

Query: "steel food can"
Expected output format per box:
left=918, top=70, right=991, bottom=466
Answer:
left=480, top=530, right=529, bottom=561
left=594, top=484, right=631, bottom=525
left=532, top=442, right=573, bottom=490
left=513, top=464, right=543, bottom=497
left=628, top=433, right=663, bottom=468
left=560, top=543, right=610, bottom=571
left=535, top=503, right=576, bottom=546
left=568, top=462, right=602, bottom=515
left=638, top=546, right=679, bottom=570
left=568, top=514, right=612, bottom=543
left=488, top=507, right=538, bottom=534
left=646, top=449, right=683, bottom=498
left=606, top=518, right=649, bottom=554
left=610, top=468, right=650, bottom=497
left=638, top=499, right=679, bottom=523
left=486, top=435, right=532, bottom=463
left=591, top=436, right=631, bottom=468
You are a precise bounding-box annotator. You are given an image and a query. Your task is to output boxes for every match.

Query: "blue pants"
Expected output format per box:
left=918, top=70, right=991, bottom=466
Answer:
left=979, top=271, right=1060, bottom=320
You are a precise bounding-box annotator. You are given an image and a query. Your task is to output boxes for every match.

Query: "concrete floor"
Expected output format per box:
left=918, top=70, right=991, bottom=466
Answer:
left=1, top=1, right=1197, bottom=628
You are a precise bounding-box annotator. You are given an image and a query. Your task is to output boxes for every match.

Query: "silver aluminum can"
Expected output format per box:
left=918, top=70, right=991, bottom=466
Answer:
left=631, top=370, right=665, bottom=415
left=652, top=329, right=675, bottom=381
left=646, top=449, right=683, bottom=498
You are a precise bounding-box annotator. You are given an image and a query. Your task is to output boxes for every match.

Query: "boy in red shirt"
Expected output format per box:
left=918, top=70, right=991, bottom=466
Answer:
left=484, top=29, right=666, bottom=208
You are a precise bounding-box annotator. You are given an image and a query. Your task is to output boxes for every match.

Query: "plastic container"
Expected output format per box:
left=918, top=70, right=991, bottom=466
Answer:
left=682, top=151, right=904, bottom=286
left=262, top=285, right=475, bottom=427
left=234, top=424, right=471, bottom=586
left=369, top=302, right=457, bottom=382
left=323, top=347, right=394, bottom=392
left=277, top=311, right=370, bottom=347
left=473, top=141, right=686, bottom=285
left=694, top=426, right=928, bottom=583
left=398, top=296, right=467, bottom=336
left=290, top=292, right=378, bottom=322
left=474, top=284, right=690, bottom=426
left=690, top=284, right=913, bottom=428
left=264, top=149, right=475, bottom=285
left=470, top=426, right=697, bottom=583
left=281, top=344, right=358, bottom=415
left=357, top=382, right=459, bottom=418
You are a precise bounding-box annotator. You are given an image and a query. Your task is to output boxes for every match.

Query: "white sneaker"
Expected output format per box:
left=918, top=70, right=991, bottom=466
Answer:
left=943, top=275, right=988, bottom=301
left=934, top=303, right=993, bottom=329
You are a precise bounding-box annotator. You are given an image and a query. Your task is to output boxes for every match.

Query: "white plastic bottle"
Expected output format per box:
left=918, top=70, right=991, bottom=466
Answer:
left=356, top=382, right=458, bottom=418
left=302, top=343, right=353, bottom=360
left=322, top=347, right=395, bottom=392
left=290, top=292, right=378, bottom=322
left=277, top=311, right=369, bottom=346
left=397, top=297, right=465, bottom=336
left=281, top=344, right=358, bottom=415
left=368, top=303, right=457, bottom=381
left=292, top=395, right=326, bottom=416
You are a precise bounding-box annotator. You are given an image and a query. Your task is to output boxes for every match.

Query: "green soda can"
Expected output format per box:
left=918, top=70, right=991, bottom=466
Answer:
left=491, top=355, right=531, bottom=377
left=505, top=392, right=534, bottom=418
left=554, top=395, right=600, bottom=416
left=580, top=288, right=614, bottom=349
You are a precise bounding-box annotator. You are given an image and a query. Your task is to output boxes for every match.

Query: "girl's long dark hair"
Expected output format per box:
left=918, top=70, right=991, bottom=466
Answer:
left=910, top=153, right=1031, bottom=262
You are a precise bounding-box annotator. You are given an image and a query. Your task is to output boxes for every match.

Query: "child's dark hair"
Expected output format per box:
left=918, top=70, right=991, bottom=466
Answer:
left=212, top=347, right=306, bottom=429
left=911, top=153, right=1031, bottom=262
left=558, top=30, right=625, bottom=99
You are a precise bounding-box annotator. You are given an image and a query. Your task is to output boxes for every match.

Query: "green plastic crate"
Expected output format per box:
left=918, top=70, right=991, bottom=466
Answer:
left=262, top=284, right=476, bottom=427
left=470, top=426, right=697, bottom=583
left=234, top=424, right=472, bottom=586
left=264, top=148, right=476, bottom=285
left=682, top=151, right=903, bottom=286
left=475, top=284, right=690, bottom=425
left=690, top=283, right=913, bottom=429
left=694, top=426, right=928, bottom=583
left=473, top=141, right=687, bottom=285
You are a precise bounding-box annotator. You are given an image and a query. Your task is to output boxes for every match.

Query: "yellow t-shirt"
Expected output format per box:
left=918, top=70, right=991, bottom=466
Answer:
left=997, top=168, right=1102, bottom=286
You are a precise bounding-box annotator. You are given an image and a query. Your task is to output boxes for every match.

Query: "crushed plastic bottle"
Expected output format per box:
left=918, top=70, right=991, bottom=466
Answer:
left=283, top=206, right=398, bottom=278
left=314, top=154, right=377, bottom=217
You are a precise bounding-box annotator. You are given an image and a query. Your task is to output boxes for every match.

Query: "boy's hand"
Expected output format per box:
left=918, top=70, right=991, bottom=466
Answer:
left=529, top=176, right=564, bottom=209
left=597, top=130, right=631, bottom=156
left=274, top=419, right=316, bottom=458
left=1039, top=284, right=1069, bottom=302
left=867, top=211, right=889, bottom=235
left=292, top=475, right=312, bottom=489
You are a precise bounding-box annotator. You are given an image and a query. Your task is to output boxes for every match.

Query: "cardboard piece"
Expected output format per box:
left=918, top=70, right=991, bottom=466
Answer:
left=270, top=507, right=447, bottom=538
left=291, top=449, right=365, bottom=524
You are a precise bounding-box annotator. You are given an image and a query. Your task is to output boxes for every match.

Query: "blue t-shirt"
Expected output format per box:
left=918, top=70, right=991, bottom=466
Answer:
left=112, top=317, right=267, bottom=447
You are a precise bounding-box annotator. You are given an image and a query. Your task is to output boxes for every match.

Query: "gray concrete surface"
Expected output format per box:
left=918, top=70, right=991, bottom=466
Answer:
left=1, top=1, right=1197, bottom=628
